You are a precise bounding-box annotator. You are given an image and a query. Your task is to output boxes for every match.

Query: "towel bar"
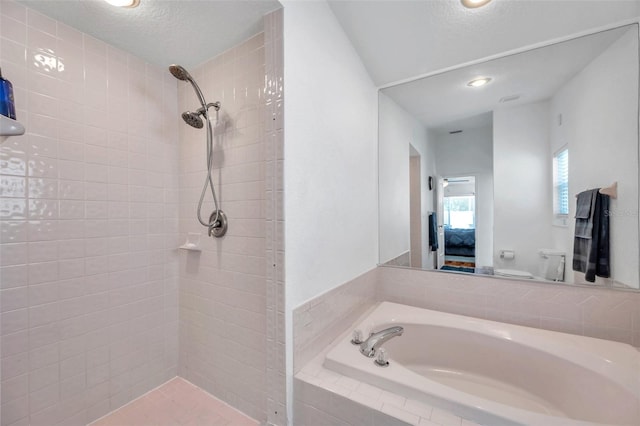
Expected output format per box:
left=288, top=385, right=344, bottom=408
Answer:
left=575, top=182, right=617, bottom=199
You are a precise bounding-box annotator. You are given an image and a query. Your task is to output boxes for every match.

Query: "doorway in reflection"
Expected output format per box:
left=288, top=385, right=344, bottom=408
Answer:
left=442, top=177, right=477, bottom=273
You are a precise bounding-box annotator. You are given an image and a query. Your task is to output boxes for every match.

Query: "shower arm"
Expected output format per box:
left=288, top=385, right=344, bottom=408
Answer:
left=196, top=102, right=221, bottom=116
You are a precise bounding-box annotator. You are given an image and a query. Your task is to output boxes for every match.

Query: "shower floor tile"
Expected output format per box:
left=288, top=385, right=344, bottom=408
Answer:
left=89, top=377, right=259, bottom=426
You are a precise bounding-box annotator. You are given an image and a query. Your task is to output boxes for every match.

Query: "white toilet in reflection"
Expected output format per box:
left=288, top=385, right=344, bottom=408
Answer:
left=494, top=249, right=566, bottom=281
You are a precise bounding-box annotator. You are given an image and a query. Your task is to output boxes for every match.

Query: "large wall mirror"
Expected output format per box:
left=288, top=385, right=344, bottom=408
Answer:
left=379, top=24, right=640, bottom=290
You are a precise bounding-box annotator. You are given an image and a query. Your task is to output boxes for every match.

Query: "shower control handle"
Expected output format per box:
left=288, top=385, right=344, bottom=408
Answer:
left=208, top=210, right=228, bottom=238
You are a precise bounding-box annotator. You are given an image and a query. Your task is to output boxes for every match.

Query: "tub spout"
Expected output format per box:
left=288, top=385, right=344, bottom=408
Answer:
left=360, top=326, right=404, bottom=357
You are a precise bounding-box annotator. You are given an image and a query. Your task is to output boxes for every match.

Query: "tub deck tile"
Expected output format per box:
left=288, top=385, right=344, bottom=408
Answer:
left=403, top=398, right=434, bottom=420
left=430, top=407, right=463, bottom=426
left=381, top=403, right=421, bottom=425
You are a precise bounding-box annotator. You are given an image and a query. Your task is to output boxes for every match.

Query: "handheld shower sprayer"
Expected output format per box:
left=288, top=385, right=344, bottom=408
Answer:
left=169, top=64, right=206, bottom=107
left=169, top=64, right=227, bottom=238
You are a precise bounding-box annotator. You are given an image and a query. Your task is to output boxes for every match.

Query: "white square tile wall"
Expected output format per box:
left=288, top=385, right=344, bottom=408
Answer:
left=176, top=27, right=274, bottom=422
left=0, top=2, right=180, bottom=425
left=293, top=268, right=377, bottom=372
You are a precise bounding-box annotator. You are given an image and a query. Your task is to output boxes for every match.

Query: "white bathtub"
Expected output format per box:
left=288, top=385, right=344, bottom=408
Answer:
left=324, top=302, right=640, bottom=426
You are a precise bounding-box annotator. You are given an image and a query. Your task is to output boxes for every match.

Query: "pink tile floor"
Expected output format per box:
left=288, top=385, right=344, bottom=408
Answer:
left=89, top=378, right=259, bottom=426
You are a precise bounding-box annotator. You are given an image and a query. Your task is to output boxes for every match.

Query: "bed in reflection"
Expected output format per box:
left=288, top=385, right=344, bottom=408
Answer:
left=443, top=227, right=476, bottom=272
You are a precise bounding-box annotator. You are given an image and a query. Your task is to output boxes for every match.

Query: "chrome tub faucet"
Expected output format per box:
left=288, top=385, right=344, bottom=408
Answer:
left=359, top=326, right=404, bottom=357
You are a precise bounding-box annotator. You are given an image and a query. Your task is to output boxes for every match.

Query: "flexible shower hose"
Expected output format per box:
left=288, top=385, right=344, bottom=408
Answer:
left=197, top=108, right=220, bottom=232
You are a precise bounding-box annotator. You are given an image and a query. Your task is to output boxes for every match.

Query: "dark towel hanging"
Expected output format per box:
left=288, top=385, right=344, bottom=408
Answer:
left=428, top=212, right=438, bottom=251
left=574, top=190, right=596, bottom=238
left=573, top=189, right=610, bottom=282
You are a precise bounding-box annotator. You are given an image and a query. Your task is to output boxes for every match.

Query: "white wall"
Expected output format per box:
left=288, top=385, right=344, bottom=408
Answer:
left=283, top=0, right=378, bottom=307
left=283, top=0, right=378, bottom=308
left=378, top=93, right=410, bottom=263
left=550, top=27, right=639, bottom=288
left=493, top=101, right=553, bottom=276
left=433, top=126, right=494, bottom=268
left=284, top=1, right=378, bottom=307
left=378, top=93, right=436, bottom=268
left=282, top=0, right=379, bottom=421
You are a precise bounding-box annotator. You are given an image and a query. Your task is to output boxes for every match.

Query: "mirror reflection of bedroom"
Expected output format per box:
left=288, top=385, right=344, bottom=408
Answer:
left=441, top=177, right=477, bottom=273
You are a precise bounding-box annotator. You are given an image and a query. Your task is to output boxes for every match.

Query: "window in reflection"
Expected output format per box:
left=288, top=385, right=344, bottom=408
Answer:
left=553, top=146, right=569, bottom=225
left=444, top=196, right=476, bottom=229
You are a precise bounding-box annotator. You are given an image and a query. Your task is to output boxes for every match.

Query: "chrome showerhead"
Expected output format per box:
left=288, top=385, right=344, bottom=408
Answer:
left=180, top=103, right=221, bottom=130
left=169, top=64, right=191, bottom=81
left=182, top=111, right=204, bottom=129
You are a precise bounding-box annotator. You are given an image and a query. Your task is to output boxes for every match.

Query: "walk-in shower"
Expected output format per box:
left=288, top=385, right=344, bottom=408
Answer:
left=169, top=64, right=227, bottom=238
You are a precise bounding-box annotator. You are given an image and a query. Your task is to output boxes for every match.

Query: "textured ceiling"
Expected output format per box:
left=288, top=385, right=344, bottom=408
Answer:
left=17, top=0, right=640, bottom=89
left=328, top=0, right=640, bottom=86
left=17, top=0, right=282, bottom=69
left=381, top=25, right=634, bottom=132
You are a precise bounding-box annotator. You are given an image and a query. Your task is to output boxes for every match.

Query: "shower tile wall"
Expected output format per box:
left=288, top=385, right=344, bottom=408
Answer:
left=177, top=32, right=268, bottom=421
left=0, top=2, right=180, bottom=425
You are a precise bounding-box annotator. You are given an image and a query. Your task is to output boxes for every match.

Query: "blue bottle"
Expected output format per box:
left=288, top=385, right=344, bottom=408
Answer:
left=0, top=67, right=17, bottom=120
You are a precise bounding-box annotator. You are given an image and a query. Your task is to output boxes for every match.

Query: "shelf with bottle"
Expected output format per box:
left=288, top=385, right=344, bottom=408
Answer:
left=0, top=114, right=25, bottom=137
left=1, top=66, right=22, bottom=138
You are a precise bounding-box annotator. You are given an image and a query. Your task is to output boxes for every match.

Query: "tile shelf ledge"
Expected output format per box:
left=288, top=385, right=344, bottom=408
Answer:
left=0, top=115, right=25, bottom=137
left=179, top=232, right=202, bottom=251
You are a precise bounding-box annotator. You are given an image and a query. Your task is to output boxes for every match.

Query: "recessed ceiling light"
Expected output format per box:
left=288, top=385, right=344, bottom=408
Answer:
left=104, top=0, right=140, bottom=8
left=461, top=0, right=492, bottom=8
left=467, top=77, right=492, bottom=88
